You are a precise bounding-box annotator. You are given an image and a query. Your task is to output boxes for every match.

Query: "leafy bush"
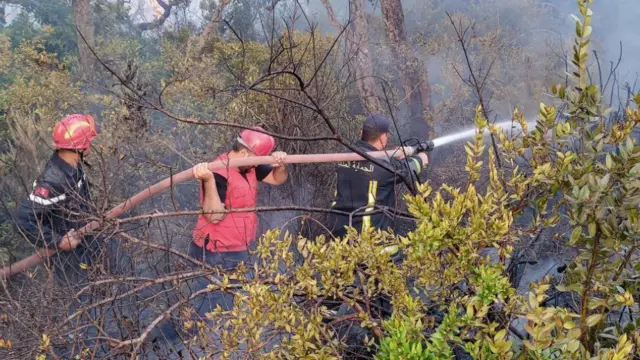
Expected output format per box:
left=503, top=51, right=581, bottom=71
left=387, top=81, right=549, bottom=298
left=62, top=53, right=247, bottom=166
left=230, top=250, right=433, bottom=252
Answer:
left=374, top=0, right=640, bottom=358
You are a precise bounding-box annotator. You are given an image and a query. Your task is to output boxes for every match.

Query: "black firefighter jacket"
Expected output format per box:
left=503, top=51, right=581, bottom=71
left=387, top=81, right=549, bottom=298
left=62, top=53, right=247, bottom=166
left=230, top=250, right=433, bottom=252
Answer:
left=13, top=152, right=99, bottom=281
left=327, top=140, right=425, bottom=237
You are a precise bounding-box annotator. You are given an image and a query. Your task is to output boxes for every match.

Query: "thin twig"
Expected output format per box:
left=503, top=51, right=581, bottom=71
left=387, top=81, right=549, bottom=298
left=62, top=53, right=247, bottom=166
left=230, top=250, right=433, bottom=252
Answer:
left=446, top=12, right=503, bottom=168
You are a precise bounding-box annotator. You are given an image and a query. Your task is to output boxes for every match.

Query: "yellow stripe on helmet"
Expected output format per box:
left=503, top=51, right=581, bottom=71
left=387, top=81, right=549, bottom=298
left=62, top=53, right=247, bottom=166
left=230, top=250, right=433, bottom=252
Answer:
left=63, top=121, right=91, bottom=139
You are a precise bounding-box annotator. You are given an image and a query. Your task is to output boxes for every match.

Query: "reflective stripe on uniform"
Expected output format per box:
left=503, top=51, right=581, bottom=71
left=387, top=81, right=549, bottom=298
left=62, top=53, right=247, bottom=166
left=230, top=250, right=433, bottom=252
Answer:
left=362, top=180, right=378, bottom=231
left=410, top=157, right=422, bottom=174
left=28, top=180, right=76, bottom=206
left=29, top=193, right=67, bottom=206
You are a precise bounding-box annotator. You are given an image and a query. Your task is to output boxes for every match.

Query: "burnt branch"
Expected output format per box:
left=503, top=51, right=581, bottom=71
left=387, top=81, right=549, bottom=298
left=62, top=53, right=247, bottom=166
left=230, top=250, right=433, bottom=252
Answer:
left=79, top=13, right=421, bottom=192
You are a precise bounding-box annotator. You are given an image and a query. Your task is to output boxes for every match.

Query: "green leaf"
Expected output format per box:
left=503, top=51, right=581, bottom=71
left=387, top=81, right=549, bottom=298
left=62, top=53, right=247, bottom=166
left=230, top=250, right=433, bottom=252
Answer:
left=570, top=14, right=581, bottom=24
left=588, top=222, right=596, bottom=237
left=570, top=227, right=582, bottom=244
left=605, top=153, right=613, bottom=169
left=567, top=339, right=580, bottom=353
left=586, top=313, right=604, bottom=327
left=564, top=321, right=577, bottom=329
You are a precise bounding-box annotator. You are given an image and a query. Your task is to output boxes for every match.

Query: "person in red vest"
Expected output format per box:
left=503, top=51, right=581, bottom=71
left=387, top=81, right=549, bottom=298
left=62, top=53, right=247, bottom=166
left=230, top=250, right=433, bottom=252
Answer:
left=189, top=127, right=288, bottom=315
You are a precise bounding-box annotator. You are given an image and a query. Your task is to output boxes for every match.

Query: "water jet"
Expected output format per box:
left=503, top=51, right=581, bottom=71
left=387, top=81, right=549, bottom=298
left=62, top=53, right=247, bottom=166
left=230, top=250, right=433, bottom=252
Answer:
left=431, top=120, right=535, bottom=148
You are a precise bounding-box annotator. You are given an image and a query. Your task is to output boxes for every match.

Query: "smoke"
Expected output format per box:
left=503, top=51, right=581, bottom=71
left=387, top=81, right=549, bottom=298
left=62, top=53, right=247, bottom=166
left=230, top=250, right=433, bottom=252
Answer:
left=302, top=0, right=639, bottom=120
left=126, top=0, right=639, bottom=95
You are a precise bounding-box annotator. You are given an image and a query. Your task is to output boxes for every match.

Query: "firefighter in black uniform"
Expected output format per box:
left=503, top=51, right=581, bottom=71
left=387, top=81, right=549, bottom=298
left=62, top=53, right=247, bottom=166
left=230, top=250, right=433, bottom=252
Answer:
left=326, top=114, right=429, bottom=355
left=327, top=113, right=429, bottom=238
left=13, top=114, right=104, bottom=357
left=14, top=114, right=100, bottom=283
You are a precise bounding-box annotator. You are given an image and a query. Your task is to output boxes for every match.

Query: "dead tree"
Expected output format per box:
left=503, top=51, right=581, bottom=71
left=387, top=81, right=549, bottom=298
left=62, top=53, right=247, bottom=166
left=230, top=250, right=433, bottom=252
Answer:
left=73, top=0, right=95, bottom=78
left=195, top=0, right=232, bottom=55
left=380, top=0, right=433, bottom=138
left=346, top=0, right=381, bottom=114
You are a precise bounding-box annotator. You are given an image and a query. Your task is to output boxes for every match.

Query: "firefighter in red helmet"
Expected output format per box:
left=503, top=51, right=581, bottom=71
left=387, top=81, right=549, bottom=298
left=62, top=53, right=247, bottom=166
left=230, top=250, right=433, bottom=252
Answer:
left=189, top=127, right=288, bottom=317
left=13, top=114, right=103, bottom=357
left=15, top=114, right=99, bottom=259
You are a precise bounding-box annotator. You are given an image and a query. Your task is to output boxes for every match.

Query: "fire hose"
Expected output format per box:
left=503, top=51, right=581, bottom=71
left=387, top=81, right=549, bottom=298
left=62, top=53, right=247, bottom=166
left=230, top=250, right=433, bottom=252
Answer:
left=0, top=142, right=434, bottom=280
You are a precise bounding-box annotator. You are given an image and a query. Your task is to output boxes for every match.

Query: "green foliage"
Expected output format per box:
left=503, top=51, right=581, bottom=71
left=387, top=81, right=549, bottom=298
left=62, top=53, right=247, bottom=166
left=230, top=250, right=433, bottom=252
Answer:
left=378, top=302, right=473, bottom=360
left=472, top=264, right=516, bottom=306
left=377, top=314, right=432, bottom=360
left=493, top=0, right=640, bottom=354
left=0, top=35, right=85, bottom=169
left=1, top=2, right=76, bottom=57
left=375, top=1, right=639, bottom=358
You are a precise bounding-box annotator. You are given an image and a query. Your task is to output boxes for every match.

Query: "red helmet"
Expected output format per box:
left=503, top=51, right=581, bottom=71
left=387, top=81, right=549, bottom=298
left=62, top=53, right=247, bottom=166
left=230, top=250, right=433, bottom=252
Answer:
left=52, top=114, right=99, bottom=151
left=238, top=127, right=275, bottom=156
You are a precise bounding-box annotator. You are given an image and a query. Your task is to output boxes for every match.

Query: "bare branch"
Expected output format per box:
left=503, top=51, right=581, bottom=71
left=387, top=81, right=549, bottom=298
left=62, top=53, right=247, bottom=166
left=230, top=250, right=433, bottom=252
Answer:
left=320, top=0, right=342, bottom=30
left=113, top=206, right=416, bottom=225
left=446, top=11, right=502, bottom=168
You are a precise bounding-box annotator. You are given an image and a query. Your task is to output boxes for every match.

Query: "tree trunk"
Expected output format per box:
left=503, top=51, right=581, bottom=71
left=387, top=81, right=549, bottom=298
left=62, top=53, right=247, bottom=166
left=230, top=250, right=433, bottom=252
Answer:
left=195, top=0, right=231, bottom=55
left=347, top=0, right=381, bottom=114
left=73, top=0, right=95, bottom=78
left=381, top=0, right=433, bottom=138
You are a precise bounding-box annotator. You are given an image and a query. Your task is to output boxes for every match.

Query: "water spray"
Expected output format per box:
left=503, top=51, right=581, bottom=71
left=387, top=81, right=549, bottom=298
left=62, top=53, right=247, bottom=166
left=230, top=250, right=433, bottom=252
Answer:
left=431, top=120, right=535, bottom=148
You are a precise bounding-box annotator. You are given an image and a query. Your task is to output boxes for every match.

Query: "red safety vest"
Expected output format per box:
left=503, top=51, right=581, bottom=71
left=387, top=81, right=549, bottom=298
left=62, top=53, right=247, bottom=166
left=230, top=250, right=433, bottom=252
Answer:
left=192, top=154, right=259, bottom=252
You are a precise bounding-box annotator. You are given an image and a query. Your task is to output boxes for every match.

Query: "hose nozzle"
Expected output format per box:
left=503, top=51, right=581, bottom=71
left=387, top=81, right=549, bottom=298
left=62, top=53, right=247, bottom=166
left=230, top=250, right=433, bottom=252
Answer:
left=402, top=138, right=435, bottom=154
left=418, top=140, right=435, bottom=152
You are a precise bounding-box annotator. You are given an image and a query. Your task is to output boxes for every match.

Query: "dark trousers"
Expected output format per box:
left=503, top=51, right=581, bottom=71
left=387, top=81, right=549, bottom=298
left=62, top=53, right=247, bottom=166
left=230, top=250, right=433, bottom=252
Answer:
left=188, top=242, right=256, bottom=317
left=183, top=242, right=258, bottom=359
left=49, top=238, right=109, bottom=358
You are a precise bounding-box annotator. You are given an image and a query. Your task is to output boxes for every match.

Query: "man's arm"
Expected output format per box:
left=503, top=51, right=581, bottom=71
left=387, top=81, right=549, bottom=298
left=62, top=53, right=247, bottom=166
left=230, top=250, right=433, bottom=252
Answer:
left=392, top=152, right=428, bottom=180
left=14, top=182, right=80, bottom=251
left=194, top=163, right=225, bottom=223
left=14, top=199, right=62, bottom=249
left=260, top=151, right=288, bottom=185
